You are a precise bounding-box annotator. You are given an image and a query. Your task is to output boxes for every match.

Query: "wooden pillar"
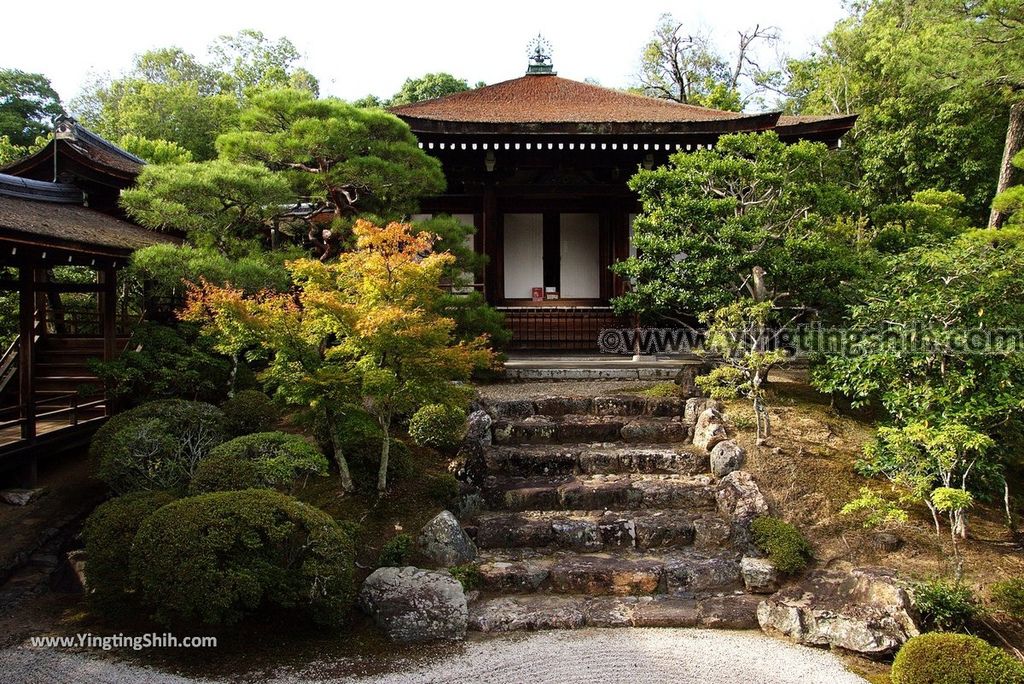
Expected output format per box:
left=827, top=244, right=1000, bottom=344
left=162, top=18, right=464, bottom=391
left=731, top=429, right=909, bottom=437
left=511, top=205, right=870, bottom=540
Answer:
left=100, top=267, right=117, bottom=362
left=18, top=265, right=35, bottom=441
left=482, top=187, right=499, bottom=303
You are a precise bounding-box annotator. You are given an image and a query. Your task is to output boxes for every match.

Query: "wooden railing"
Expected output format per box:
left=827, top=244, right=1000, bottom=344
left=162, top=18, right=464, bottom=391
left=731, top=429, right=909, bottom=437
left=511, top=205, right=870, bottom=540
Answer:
left=0, top=392, right=106, bottom=442
left=496, top=306, right=625, bottom=351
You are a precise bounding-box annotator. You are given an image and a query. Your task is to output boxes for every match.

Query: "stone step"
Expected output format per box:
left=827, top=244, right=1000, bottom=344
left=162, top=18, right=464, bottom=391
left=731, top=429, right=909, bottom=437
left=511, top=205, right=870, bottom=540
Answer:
left=483, top=444, right=709, bottom=477
left=493, top=415, right=690, bottom=445
left=472, top=509, right=733, bottom=552
left=468, top=593, right=761, bottom=632
left=476, top=549, right=743, bottom=597
left=486, top=395, right=688, bottom=420
left=483, top=473, right=717, bottom=512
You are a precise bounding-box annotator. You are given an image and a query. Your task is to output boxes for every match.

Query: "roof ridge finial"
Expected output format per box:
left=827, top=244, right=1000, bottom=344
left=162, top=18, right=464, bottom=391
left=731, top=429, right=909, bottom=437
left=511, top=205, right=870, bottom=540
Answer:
left=526, top=34, right=555, bottom=75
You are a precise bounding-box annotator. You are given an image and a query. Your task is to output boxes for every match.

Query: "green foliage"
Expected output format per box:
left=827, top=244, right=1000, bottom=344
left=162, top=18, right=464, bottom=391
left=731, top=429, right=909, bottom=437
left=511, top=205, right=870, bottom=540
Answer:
left=840, top=487, right=910, bottom=529
left=216, top=89, right=446, bottom=256
left=931, top=487, right=973, bottom=515
left=695, top=365, right=746, bottom=401
left=448, top=564, right=482, bottom=591
left=870, top=190, right=971, bottom=254
left=783, top=1, right=1015, bottom=221
left=409, top=404, right=467, bottom=450
left=91, top=323, right=232, bottom=405
left=377, top=533, right=413, bottom=568
left=188, top=431, right=328, bottom=494
left=117, top=134, right=193, bottom=165
left=73, top=32, right=316, bottom=160
left=891, top=633, right=1024, bottom=684
left=750, top=516, right=813, bottom=574
left=990, top=578, right=1024, bottom=621
left=639, top=382, right=682, bottom=398
left=614, top=132, right=861, bottom=323
left=427, top=473, right=461, bottom=510
left=221, top=390, right=280, bottom=436
left=913, top=578, right=979, bottom=632
left=389, top=73, right=472, bottom=106
left=122, top=160, right=293, bottom=254
left=131, top=489, right=355, bottom=627
left=82, top=491, right=175, bottom=614
left=0, top=69, right=64, bottom=146
left=130, top=244, right=293, bottom=298
left=94, top=400, right=227, bottom=494
left=993, top=152, right=1024, bottom=226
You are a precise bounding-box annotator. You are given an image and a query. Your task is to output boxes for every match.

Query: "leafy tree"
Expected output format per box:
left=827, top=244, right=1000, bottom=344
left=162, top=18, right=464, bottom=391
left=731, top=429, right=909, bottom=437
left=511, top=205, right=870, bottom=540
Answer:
left=216, top=88, right=445, bottom=259
left=117, top=134, right=193, bottom=165
left=208, top=29, right=318, bottom=99
left=122, top=159, right=294, bottom=253
left=814, top=228, right=1024, bottom=539
left=612, top=131, right=861, bottom=324
left=784, top=0, right=1019, bottom=224
left=0, top=69, right=64, bottom=146
left=635, top=13, right=782, bottom=110
left=389, top=72, right=473, bottom=106
left=992, top=151, right=1024, bottom=226
left=181, top=220, right=494, bottom=495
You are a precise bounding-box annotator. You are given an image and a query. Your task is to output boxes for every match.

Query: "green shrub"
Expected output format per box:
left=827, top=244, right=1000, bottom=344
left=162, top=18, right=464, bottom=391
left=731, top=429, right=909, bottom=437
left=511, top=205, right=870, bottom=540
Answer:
left=82, top=491, right=176, bottom=614
left=913, top=578, right=979, bottom=632
left=221, top=390, right=280, bottom=437
left=90, top=322, right=232, bottom=406
left=95, top=400, right=227, bottom=494
left=991, top=578, right=1024, bottom=621
left=427, top=473, right=461, bottom=509
left=409, top=404, right=467, bottom=450
left=891, top=632, right=1024, bottom=684
left=188, top=432, right=329, bottom=494
left=131, top=489, right=355, bottom=627
left=332, top=406, right=412, bottom=490
left=377, top=533, right=413, bottom=568
left=750, top=516, right=813, bottom=574
left=448, top=564, right=482, bottom=591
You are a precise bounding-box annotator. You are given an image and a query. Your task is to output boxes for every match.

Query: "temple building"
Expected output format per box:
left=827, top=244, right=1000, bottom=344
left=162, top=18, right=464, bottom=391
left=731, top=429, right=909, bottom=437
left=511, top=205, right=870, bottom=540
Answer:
left=0, top=118, right=172, bottom=481
left=391, top=52, right=856, bottom=350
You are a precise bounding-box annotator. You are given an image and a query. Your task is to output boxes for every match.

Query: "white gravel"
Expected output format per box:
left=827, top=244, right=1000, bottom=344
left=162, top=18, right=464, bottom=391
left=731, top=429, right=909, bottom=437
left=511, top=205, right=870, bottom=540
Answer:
left=1, top=629, right=868, bottom=684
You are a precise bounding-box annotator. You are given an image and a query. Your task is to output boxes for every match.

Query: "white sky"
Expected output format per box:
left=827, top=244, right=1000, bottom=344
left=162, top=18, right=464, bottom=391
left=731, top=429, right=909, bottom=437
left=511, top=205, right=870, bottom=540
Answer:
left=1, top=0, right=846, bottom=106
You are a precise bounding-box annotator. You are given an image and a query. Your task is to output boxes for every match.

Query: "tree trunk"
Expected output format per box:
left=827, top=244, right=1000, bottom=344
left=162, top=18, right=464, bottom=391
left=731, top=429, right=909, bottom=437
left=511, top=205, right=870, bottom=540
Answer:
left=326, top=408, right=355, bottom=494
left=377, top=429, right=391, bottom=496
left=989, top=100, right=1024, bottom=229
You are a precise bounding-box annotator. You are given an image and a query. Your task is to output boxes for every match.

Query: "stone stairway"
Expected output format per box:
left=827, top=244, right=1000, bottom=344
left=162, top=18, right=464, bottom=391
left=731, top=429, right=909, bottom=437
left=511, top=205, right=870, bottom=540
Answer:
left=461, top=393, right=772, bottom=633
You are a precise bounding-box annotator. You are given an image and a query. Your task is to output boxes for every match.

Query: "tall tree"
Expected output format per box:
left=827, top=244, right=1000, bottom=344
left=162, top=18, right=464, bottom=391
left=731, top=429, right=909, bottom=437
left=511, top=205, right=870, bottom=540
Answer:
left=0, top=69, right=65, bottom=146
left=216, top=88, right=445, bottom=259
left=635, top=13, right=781, bottom=111
left=208, top=29, right=319, bottom=99
left=389, top=73, right=474, bottom=106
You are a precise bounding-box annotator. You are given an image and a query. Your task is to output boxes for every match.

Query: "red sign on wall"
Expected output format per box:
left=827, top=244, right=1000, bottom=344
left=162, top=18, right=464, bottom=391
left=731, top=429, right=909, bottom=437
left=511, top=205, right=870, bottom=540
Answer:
left=531, top=287, right=544, bottom=302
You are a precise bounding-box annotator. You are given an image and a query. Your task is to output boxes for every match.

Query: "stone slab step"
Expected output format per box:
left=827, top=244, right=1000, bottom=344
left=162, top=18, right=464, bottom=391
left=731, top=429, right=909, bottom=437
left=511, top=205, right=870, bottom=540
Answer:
left=483, top=473, right=717, bottom=512
left=473, top=509, right=733, bottom=552
left=502, top=367, right=679, bottom=381
left=468, top=593, right=761, bottom=632
left=493, top=415, right=690, bottom=445
left=486, top=395, right=687, bottom=420
left=483, top=444, right=709, bottom=477
left=476, top=549, right=743, bottom=597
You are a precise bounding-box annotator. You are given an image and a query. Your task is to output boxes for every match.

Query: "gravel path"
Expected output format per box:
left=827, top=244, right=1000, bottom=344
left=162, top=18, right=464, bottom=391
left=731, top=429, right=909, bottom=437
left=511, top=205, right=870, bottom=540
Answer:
left=0, top=629, right=867, bottom=684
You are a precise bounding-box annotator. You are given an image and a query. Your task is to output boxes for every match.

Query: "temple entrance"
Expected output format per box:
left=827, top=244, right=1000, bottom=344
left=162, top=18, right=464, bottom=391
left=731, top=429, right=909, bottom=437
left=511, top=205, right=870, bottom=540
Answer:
left=502, top=212, right=600, bottom=301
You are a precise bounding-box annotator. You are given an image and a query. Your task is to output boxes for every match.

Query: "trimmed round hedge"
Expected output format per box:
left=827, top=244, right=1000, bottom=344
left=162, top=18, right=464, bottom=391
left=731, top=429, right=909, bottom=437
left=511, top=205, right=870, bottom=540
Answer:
left=409, top=403, right=467, bottom=450
left=891, top=633, right=1024, bottom=684
left=93, top=400, right=227, bottom=494
left=188, top=431, right=329, bottom=494
left=82, top=491, right=176, bottom=614
left=221, top=390, right=280, bottom=437
left=130, top=489, right=355, bottom=627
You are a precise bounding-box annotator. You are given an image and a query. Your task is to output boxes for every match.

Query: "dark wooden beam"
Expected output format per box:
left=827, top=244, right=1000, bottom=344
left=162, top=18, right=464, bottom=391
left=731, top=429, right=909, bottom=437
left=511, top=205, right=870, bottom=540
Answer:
left=17, top=265, right=35, bottom=441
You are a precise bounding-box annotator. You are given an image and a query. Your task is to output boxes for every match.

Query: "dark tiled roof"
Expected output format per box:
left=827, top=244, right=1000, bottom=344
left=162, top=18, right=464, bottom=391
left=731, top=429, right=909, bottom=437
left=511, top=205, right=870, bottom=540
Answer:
left=0, top=193, right=173, bottom=253
left=0, top=117, right=144, bottom=181
left=390, top=75, right=752, bottom=124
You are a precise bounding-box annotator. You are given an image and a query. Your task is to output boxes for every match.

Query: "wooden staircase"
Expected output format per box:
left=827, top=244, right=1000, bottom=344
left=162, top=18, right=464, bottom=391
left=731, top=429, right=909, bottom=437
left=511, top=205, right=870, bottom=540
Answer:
left=30, top=336, right=124, bottom=419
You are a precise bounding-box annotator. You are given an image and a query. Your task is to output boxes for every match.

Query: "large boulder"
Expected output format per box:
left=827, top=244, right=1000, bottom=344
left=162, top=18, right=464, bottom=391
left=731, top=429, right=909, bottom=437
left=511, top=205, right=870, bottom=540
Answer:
left=683, top=398, right=720, bottom=427
left=693, top=408, right=728, bottom=452
left=757, top=566, right=920, bottom=656
left=359, top=566, right=468, bottom=643
left=715, top=470, right=769, bottom=524
left=741, top=556, right=779, bottom=593
left=463, top=410, right=492, bottom=449
left=710, top=440, right=746, bottom=477
left=417, top=510, right=477, bottom=567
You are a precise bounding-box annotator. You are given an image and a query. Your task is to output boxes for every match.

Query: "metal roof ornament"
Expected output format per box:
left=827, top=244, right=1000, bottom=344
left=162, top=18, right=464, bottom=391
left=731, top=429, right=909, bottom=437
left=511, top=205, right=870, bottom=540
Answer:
left=526, top=34, right=555, bottom=75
